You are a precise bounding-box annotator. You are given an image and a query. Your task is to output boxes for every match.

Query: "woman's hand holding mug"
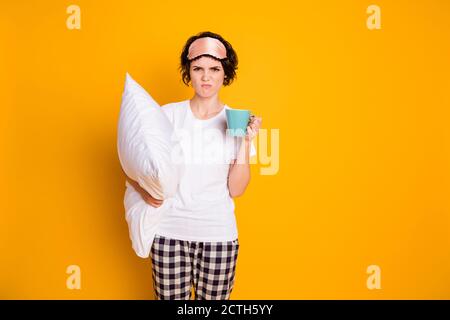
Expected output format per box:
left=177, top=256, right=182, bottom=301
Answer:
left=245, top=115, right=262, bottom=142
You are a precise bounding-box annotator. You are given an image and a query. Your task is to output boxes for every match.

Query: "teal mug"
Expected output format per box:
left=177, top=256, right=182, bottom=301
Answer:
left=226, top=109, right=252, bottom=137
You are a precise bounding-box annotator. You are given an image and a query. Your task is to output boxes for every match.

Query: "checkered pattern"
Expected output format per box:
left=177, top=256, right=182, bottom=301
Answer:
left=150, top=234, right=240, bottom=300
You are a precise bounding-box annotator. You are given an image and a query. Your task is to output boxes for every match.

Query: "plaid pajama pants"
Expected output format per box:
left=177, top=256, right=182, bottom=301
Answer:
left=150, top=234, right=240, bottom=300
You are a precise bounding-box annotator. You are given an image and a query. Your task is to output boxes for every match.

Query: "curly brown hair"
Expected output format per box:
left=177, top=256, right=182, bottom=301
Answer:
left=179, top=31, right=238, bottom=87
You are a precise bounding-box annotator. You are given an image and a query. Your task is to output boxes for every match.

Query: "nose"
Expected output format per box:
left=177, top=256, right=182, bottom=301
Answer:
left=201, top=72, right=210, bottom=81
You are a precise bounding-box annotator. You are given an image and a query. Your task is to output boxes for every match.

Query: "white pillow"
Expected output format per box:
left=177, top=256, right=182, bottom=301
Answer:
left=117, top=73, right=183, bottom=258
left=123, top=181, right=176, bottom=258
left=117, top=73, right=182, bottom=200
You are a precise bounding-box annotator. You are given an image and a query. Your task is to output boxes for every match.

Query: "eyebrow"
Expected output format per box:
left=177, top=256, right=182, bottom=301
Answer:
left=191, top=66, right=221, bottom=69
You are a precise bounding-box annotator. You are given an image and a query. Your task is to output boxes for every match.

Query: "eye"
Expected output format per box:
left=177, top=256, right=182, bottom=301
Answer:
left=213, top=68, right=220, bottom=71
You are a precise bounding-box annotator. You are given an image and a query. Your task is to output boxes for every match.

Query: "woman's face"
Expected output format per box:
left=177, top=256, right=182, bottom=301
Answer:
left=189, top=56, right=225, bottom=98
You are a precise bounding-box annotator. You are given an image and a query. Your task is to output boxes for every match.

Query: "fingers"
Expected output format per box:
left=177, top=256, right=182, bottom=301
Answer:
left=149, top=201, right=163, bottom=208
left=247, top=119, right=261, bottom=135
left=248, top=115, right=262, bottom=129
left=144, top=196, right=163, bottom=208
left=253, top=116, right=262, bottom=128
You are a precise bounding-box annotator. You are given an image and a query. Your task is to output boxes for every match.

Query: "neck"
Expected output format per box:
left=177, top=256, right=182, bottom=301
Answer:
left=190, top=95, right=224, bottom=116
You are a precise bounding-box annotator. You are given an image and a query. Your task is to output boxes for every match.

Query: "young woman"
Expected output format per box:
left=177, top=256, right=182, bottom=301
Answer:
left=126, top=31, right=262, bottom=300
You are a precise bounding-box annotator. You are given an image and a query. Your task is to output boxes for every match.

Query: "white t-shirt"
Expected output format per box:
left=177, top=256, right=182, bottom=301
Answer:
left=155, top=99, right=256, bottom=242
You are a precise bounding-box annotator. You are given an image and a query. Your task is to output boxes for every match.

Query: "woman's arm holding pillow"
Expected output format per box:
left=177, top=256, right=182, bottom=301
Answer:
left=122, top=170, right=164, bottom=208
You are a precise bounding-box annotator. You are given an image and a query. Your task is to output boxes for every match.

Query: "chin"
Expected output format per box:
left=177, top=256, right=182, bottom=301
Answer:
left=196, top=90, right=217, bottom=98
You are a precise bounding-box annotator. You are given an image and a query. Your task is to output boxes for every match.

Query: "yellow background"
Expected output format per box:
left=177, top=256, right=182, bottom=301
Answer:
left=1, top=0, right=449, bottom=299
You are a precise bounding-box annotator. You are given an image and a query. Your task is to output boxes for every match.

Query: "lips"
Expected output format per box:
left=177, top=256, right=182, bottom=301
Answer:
left=201, top=84, right=212, bottom=88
